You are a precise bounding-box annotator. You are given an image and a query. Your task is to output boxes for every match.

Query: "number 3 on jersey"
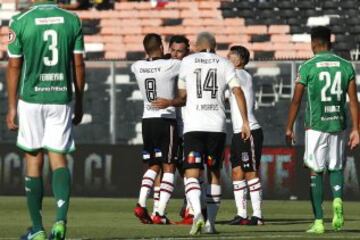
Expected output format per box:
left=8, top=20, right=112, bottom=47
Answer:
left=43, top=29, right=58, bottom=66
left=319, top=71, right=342, bottom=102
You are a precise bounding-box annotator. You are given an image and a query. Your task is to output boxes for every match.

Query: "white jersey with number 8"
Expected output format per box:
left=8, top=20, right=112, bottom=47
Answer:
left=178, top=52, right=240, bottom=133
left=132, top=58, right=181, bottom=119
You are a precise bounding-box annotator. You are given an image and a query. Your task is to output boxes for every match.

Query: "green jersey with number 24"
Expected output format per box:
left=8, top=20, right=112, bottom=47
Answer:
left=297, top=51, right=355, bottom=133
left=7, top=1, right=84, bottom=104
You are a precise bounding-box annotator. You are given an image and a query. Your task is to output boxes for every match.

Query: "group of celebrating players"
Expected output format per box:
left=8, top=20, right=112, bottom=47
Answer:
left=131, top=32, right=264, bottom=235
left=5, top=0, right=360, bottom=238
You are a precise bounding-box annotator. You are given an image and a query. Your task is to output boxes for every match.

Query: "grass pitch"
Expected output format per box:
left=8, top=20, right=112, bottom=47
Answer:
left=0, top=197, right=360, bottom=239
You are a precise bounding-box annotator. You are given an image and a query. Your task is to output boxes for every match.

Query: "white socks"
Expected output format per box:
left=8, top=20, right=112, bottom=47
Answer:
left=199, top=175, right=207, bottom=211
left=138, top=169, right=157, bottom=207
left=152, top=186, right=160, bottom=215
left=233, top=180, right=247, bottom=218
left=184, top=177, right=202, bottom=217
left=157, top=173, right=175, bottom=216
left=206, top=184, right=221, bottom=226
left=248, top=178, right=262, bottom=218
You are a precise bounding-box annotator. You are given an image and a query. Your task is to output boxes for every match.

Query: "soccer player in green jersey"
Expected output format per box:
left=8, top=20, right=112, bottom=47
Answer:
left=6, top=0, right=85, bottom=239
left=286, top=26, right=359, bottom=234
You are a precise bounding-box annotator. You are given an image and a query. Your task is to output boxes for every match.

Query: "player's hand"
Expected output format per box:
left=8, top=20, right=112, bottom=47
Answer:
left=72, top=102, right=83, bottom=126
left=285, top=129, right=295, bottom=146
left=6, top=107, right=18, bottom=131
left=348, top=129, right=360, bottom=150
left=152, top=98, right=171, bottom=109
left=241, top=122, right=251, bottom=140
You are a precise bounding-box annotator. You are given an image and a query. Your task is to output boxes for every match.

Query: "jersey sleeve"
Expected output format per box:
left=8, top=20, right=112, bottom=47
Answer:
left=224, top=60, right=241, bottom=89
left=7, top=17, right=23, bottom=58
left=130, top=62, right=137, bottom=74
left=178, top=60, right=187, bottom=89
left=172, top=60, right=181, bottom=76
left=73, top=15, right=84, bottom=54
left=348, top=63, right=356, bottom=82
left=296, top=64, right=309, bottom=86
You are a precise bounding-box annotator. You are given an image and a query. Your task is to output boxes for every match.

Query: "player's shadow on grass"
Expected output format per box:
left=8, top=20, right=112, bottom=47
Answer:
left=216, top=218, right=312, bottom=225
left=217, top=218, right=359, bottom=226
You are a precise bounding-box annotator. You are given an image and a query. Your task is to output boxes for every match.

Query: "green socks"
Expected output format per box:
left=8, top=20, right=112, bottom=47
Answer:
left=52, top=167, right=71, bottom=222
left=329, top=170, right=343, bottom=199
left=310, top=173, right=324, bottom=220
left=25, top=176, right=44, bottom=232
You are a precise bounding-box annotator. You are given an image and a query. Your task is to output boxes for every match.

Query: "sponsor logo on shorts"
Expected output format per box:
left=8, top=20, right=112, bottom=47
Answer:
left=242, top=152, right=250, bottom=162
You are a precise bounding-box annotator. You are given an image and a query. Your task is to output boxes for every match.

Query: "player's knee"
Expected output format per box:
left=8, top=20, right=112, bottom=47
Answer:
left=162, top=163, right=175, bottom=173
left=245, top=171, right=258, bottom=180
left=232, top=166, right=244, bottom=180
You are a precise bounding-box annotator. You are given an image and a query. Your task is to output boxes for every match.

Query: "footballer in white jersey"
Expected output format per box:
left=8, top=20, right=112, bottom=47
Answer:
left=132, top=58, right=180, bottom=119
left=152, top=32, right=251, bottom=235
left=227, top=46, right=264, bottom=226
left=133, top=34, right=180, bottom=225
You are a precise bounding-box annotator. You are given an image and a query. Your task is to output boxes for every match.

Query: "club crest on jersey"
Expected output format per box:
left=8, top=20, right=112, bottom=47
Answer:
left=8, top=29, right=16, bottom=44
left=241, top=152, right=250, bottom=162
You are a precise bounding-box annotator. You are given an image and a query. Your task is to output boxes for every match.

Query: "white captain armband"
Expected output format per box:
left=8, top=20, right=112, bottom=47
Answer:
left=178, top=78, right=186, bottom=89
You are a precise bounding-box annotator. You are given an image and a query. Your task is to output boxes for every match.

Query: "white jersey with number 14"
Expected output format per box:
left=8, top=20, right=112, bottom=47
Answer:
left=178, top=52, right=240, bottom=133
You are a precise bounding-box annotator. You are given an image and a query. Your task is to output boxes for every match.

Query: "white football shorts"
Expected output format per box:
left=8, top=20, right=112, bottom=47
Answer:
left=304, top=129, right=345, bottom=172
left=17, top=100, right=75, bottom=153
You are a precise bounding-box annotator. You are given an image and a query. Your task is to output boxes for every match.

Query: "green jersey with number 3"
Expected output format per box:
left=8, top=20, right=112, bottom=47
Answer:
left=7, top=1, right=84, bottom=104
left=297, top=51, right=355, bottom=132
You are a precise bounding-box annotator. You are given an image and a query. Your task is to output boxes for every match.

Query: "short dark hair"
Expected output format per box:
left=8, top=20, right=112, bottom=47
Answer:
left=311, top=26, right=331, bottom=47
left=230, top=45, right=250, bottom=66
left=169, top=35, right=190, bottom=49
left=143, top=33, right=162, bottom=55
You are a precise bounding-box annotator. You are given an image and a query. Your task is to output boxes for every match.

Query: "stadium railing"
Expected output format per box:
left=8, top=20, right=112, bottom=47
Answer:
left=1, top=60, right=360, bottom=147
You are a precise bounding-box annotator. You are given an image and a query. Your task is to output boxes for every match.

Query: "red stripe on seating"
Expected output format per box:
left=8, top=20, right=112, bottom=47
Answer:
left=154, top=198, right=160, bottom=201
left=161, top=181, right=174, bottom=187
left=185, top=187, right=201, bottom=194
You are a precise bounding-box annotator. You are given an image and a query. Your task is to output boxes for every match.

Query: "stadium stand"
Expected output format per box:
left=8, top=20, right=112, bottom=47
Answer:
left=2, top=0, right=359, bottom=60
left=0, top=0, right=358, bottom=146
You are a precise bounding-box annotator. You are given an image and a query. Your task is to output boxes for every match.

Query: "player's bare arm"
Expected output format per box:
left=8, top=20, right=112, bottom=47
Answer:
left=285, top=83, right=305, bottom=146
left=6, top=57, right=22, bottom=131
left=232, top=86, right=250, bottom=140
left=347, top=79, right=359, bottom=149
left=72, top=53, right=85, bottom=125
left=152, top=89, right=186, bottom=109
